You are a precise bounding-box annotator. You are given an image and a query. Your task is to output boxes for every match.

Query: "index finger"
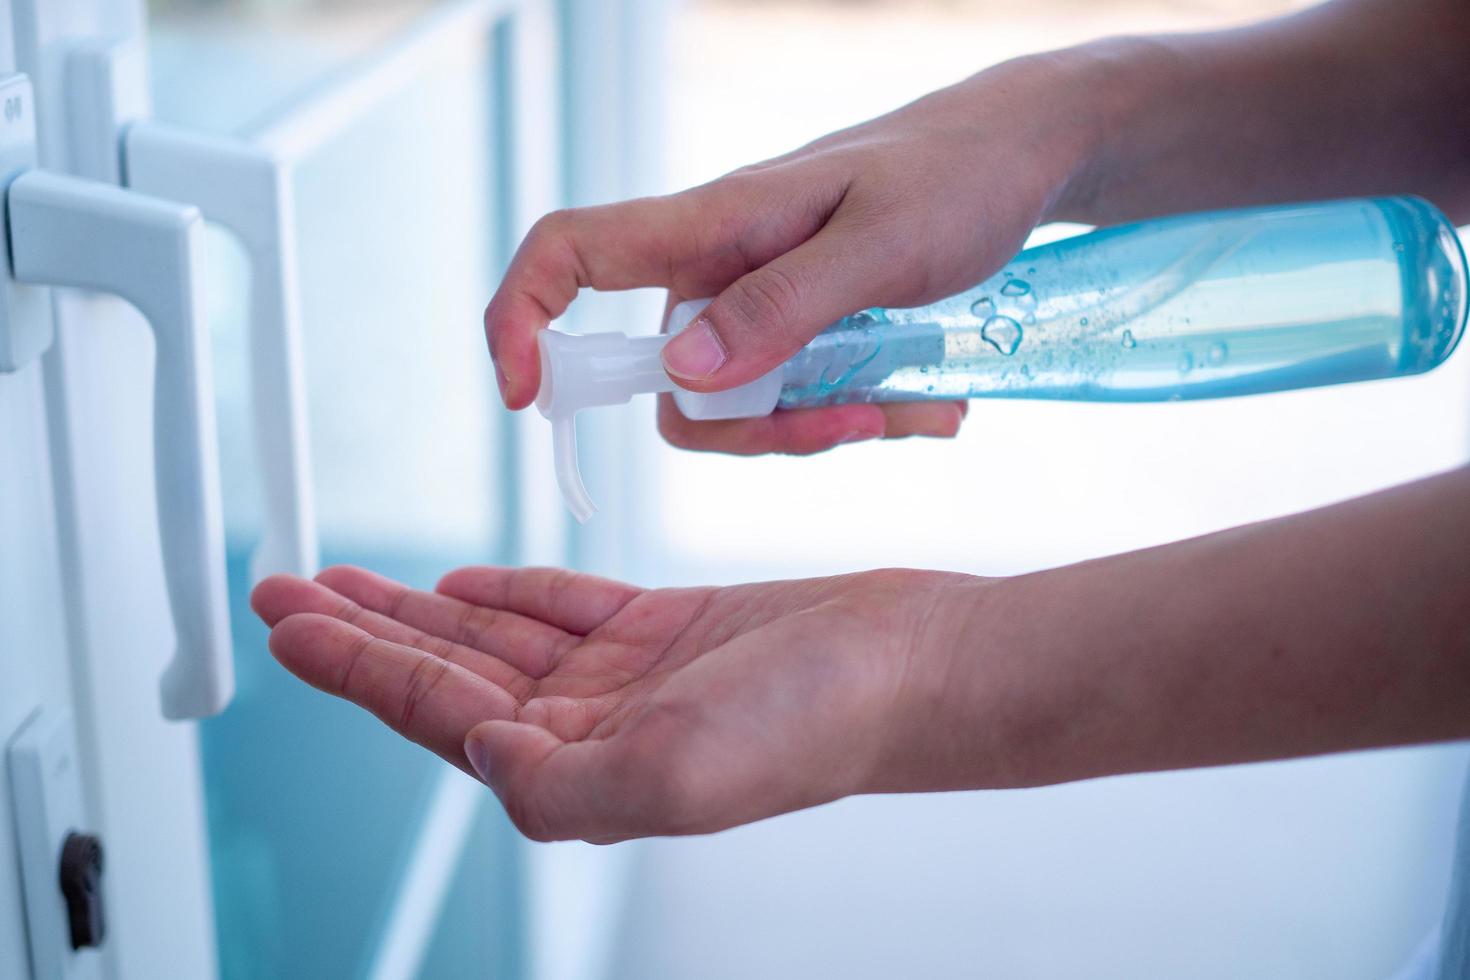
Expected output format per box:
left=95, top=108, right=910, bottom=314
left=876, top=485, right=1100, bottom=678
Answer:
left=488, top=194, right=712, bottom=409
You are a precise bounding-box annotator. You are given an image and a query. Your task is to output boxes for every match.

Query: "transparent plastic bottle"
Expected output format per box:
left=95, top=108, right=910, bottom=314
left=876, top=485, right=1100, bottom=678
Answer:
left=769, top=196, right=1467, bottom=408
left=534, top=196, right=1468, bottom=519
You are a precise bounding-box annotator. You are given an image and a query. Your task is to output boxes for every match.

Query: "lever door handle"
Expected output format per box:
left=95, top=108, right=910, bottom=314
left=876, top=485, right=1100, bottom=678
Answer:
left=8, top=169, right=233, bottom=719
left=125, top=123, right=318, bottom=583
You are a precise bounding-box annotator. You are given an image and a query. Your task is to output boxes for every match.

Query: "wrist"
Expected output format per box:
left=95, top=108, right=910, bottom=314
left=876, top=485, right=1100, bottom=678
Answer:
left=926, top=573, right=1062, bottom=790
left=1032, top=35, right=1191, bottom=225
left=867, top=572, right=1037, bottom=794
left=875, top=565, right=1124, bottom=795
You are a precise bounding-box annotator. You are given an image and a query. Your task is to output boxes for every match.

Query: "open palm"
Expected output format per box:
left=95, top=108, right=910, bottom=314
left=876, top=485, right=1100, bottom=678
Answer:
left=252, top=564, right=969, bottom=842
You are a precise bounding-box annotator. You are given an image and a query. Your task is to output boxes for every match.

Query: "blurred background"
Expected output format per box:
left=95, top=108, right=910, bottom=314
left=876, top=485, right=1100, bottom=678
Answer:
left=138, top=0, right=1469, bottom=978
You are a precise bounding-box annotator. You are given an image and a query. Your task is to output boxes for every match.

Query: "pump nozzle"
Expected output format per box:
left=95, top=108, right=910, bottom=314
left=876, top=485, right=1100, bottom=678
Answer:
left=534, top=300, right=783, bottom=521
left=535, top=329, right=677, bottom=522
left=548, top=416, right=595, bottom=523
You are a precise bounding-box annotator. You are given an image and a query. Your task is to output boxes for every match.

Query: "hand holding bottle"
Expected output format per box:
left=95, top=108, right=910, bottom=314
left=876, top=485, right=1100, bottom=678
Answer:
left=487, top=0, right=1470, bottom=459
left=485, top=53, right=1096, bottom=454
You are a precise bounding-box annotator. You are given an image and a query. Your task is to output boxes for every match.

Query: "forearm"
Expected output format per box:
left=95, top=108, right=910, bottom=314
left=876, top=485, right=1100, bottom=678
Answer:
left=1045, top=0, right=1470, bottom=225
left=906, top=465, right=1470, bottom=792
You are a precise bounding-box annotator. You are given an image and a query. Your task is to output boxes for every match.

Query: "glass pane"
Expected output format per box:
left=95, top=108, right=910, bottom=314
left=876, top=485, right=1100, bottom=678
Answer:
left=148, top=1, right=439, bottom=136
left=292, top=54, right=503, bottom=558
left=207, top=556, right=446, bottom=979
left=415, top=804, right=525, bottom=980
left=148, top=8, right=521, bottom=978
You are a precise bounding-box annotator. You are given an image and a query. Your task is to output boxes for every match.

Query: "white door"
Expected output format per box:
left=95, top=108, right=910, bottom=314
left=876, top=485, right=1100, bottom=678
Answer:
left=2, top=1, right=668, bottom=978
left=2, top=1, right=223, bottom=977
left=0, top=147, right=110, bottom=980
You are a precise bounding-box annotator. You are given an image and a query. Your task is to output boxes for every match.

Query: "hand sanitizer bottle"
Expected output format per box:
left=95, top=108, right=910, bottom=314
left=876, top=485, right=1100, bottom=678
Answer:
left=534, top=196, right=1467, bottom=521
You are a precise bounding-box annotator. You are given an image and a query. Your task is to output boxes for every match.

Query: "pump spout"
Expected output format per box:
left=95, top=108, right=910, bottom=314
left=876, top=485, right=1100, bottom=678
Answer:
left=535, top=329, right=679, bottom=521
left=532, top=306, right=791, bottom=520
left=550, top=415, right=596, bottom=524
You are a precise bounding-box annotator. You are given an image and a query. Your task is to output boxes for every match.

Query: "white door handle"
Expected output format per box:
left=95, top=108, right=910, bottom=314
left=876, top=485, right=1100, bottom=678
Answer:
left=125, top=123, right=319, bottom=583
left=8, top=169, right=233, bottom=719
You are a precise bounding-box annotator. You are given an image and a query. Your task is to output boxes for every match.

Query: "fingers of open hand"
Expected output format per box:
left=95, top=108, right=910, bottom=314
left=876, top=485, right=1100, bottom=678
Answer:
left=266, top=612, right=516, bottom=773
left=435, top=565, right=643, bottom=637
left=657, top=395, right=967, bottom=455
left=252, top=573, right=537, bottom=698
left=311, top=565, right=579, bottom=680
left=251, top=567, right=654, bottom=789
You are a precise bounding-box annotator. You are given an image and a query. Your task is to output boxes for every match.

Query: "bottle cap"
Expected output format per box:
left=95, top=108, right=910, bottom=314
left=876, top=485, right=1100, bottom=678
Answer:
left=665, top=300, right=784, bottom=422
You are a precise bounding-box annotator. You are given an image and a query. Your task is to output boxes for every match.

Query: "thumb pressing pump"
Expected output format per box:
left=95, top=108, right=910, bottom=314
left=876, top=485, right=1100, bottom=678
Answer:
left=534, top=196, right=1468, bottom=521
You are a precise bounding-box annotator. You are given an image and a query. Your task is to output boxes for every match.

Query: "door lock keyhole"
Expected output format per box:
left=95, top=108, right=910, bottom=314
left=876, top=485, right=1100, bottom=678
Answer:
left=58, top=831, right=105, bottom=949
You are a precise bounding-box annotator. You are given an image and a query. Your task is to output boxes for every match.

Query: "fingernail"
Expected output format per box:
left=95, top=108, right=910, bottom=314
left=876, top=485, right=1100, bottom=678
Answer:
left=465, top=737, right=491, bottom=784
left=662, top=317, right=728, bottom=380
left=839, top=429, right=878, bottom=445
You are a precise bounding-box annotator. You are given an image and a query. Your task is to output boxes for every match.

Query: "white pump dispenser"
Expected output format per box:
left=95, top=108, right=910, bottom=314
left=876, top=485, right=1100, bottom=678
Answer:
left=535, top=298, right=782, bottom=521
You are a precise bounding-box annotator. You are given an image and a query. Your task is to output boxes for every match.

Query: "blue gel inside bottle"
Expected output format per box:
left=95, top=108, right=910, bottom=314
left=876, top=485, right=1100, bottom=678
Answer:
left=775, top=197, right=1468, bottom=407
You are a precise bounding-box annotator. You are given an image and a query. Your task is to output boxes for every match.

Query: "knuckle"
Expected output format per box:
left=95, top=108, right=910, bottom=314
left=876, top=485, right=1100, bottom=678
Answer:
left=529, top=208, right=575, bottom=240
left=842, top=187, right=906, bottom=230
left=717, top=162, right=768, bottom=182
left=396, top=655, right=450, bottom=730
left=727, top=264, right=805, bottom=338
left=332, top=596, right=366, bottom=626
left=523, top=210, right=579, bottom=265
left=314, top=564, right=357, bottom=588
left=336, top=630, right=376, bottom=701
left=546, top=566, right=576, bottom=598
left=527, top=208, right=590, bottom=283
left=452, top=600, right=490, bottom=647
left=384, top=583, right=412, bottom=621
